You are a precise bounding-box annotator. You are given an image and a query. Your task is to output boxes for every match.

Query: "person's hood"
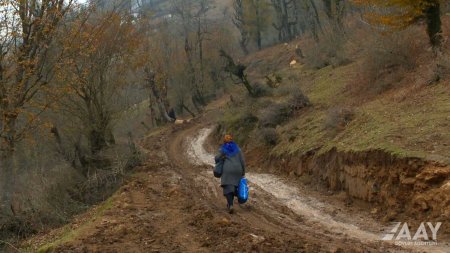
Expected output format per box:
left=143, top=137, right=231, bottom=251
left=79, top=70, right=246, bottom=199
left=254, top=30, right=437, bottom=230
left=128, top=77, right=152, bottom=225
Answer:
left=221, top=141, right=240, bottom=157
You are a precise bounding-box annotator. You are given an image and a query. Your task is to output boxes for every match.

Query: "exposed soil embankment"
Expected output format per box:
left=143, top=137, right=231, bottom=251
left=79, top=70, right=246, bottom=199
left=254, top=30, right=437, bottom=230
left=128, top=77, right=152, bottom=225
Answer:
left=247, top=147, right=450, bottom=235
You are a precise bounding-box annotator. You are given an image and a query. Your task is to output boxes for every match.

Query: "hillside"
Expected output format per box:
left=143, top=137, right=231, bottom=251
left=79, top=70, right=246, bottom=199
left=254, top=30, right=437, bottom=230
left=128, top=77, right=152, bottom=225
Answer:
left=216, top=15, right=450, bottom=240
left=235, top=44, right=450, bottom=160
left=20, top=23, right=450, bottom=253
left=1, top=1, right=449, bottom=252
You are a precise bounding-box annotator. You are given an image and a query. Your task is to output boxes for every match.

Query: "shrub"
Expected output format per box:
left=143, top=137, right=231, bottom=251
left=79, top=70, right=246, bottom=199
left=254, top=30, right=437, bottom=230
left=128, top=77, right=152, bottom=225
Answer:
left=275, top=84, right=297, bottom=96
left=303, top=29, right=350, bottom=69
left=252, top=82, right=272, bottom=97
left=218, top=109, right=258, bottom=144
left=357, top=26, right=430, bottom=93
left=437, top=53, right=450, bottom=81
left=288, top=88, right=311, bottom=111
left=258, top=128, right=279, bottom=146
left=275, top=84, right=310, bottom=105
left=258, top=102, right=292, bottom=127
left=325, top=107, right=354, bottom=130
left=265, top=73, right=283, bottom=88
left=437, top=24, right=450, bottom=80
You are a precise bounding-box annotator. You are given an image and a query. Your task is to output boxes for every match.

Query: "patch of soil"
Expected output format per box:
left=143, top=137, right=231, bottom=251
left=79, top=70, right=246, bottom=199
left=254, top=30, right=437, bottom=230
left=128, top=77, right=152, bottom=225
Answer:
left=246, top=146, right=450, bottom=239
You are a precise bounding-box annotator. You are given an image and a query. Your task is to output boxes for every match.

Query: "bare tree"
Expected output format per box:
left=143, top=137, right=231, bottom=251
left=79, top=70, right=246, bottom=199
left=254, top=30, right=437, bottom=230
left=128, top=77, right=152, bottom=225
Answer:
left=144, top=68, right=175, bottom=123
left=322, top=0, right=346, bottom=29
left=171, top=0, right=213, bottom=112
left=271, top=0, right=294, bottom=41
left=59, top=11, right=137, bottom=156
left=220, top=50, right=255, bottom=97
left=232, top=0, right=250, bottom=54
left=0, top=0, right=76, bottom=216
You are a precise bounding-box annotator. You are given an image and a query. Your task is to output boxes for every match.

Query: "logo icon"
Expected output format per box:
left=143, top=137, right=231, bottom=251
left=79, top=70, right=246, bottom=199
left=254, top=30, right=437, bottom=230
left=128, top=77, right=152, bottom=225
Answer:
left=381, top=222, right=442, bottom=246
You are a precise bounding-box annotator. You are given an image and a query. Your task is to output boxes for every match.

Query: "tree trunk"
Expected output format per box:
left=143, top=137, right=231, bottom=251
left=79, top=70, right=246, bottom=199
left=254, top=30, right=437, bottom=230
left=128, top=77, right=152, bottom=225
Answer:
left=0, top=109, right=18, bottom=216
left=233, top=0, right=249, bottom=54
left=0, top=152, right=15, bottom=217
left=145, top=69, right=175, bottom=123
left=291, top=0, right=302, bottom=37
left=272, top=0, right=297, bottom=41
left=89, top=128, right=108, bottom=155
left=220, top=50, right=255, bottom=97
left=281, top=0, right=292, bottom=41
left=148, top=93, right=157, bottom=127
left=309, top=0, right=323, bottom=34
left=197, top=17, right=206, bottom=93
left=323, top=0, right=345, bottom=29
left=256, top=33, right=262, bottom=50
left=335, top=0, right=346, bottom=28
left=191, top=95, right=203, bottom=113
left=1, top=112, right=18, bottom=155
left=240, top=39, right=249, bottom=55
left=184, top=38, right=206, bottom=108
left=425, top=1, right=442, bottom=54
left=182, top=104, right=196, bottom=118
left=255, top=2, right=262, bottom=50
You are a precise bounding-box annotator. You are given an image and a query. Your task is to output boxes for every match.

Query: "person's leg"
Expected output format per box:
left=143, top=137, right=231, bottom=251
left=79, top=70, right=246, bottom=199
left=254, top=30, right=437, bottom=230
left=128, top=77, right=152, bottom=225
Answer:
left=226, top=193, right=234, bottom=213
left=226, top=193, right=234, bottom=207
left=223, top=185, right=236, bottom=213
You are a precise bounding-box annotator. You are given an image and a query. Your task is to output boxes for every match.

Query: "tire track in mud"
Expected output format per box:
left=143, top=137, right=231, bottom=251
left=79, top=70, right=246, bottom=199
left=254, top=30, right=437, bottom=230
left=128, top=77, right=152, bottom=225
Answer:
left=185, top=127, right=449, bottom=253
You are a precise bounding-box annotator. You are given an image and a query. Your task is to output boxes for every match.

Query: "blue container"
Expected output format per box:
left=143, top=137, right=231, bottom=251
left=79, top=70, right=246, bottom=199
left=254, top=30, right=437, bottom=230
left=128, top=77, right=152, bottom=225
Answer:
left=238, top=178, right=249, bottom=204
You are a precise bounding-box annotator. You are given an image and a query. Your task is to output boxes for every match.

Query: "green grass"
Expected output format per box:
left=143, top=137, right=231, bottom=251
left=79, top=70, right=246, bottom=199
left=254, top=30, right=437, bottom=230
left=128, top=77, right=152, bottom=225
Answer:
left=272, top=110, right=328, bottom=155
left=305, top=65, right=350, bottom=107
left=329, top=83, right=450, bottom=158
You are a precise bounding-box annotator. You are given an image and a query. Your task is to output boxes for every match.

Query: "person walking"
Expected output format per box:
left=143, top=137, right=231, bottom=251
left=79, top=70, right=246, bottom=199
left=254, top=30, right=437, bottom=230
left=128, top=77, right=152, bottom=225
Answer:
left=215, top=134, right=245, bottom=214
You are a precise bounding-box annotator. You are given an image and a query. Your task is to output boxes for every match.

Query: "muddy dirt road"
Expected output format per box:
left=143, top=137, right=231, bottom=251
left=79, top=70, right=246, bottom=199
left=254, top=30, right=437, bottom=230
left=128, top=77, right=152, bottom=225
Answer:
left=29, top=119, right=448, bottom=253
left=184, top=126, right=449, bottom=253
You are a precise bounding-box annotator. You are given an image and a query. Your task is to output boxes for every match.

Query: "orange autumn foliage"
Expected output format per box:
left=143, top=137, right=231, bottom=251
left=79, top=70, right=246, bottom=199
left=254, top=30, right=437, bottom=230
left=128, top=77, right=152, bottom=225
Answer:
left=352, top=0, right=441, bottom=28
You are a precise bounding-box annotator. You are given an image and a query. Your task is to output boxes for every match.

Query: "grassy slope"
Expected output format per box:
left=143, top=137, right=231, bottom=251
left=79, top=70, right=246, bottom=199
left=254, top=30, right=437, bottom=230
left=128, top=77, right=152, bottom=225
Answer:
left=229, top=41, right=450, bottom=163
left=278, top=65, right=449, bottom=159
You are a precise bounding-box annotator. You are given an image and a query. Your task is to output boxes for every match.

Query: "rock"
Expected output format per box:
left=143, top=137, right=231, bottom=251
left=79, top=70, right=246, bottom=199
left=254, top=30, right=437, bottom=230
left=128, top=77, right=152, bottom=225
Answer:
left=168, top=187, right=180, bottom=196
left=417, top=167, right=449, bottom=184
left=401, top=177, right=416, bottom=185
left=413, top=197, right=430, bottom=211
left=382, top=210, right=397, bottom=222
left=216, top=217, right=231, bottom=226
left=249, top=233, right=265, bottom=243
left=332, top=248, right=345, bottom=253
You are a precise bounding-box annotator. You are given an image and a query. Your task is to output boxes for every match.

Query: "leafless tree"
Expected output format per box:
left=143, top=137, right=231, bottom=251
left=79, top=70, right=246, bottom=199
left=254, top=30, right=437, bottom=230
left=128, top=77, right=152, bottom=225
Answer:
left=0, top=0, right=76, bottom=217
left=232, top=0, right=250, bottom=54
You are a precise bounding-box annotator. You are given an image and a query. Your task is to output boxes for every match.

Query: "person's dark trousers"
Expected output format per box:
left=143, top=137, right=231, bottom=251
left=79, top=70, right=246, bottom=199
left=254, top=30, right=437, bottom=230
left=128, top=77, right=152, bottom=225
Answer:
left=226, top=193, right=234, bottom=207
